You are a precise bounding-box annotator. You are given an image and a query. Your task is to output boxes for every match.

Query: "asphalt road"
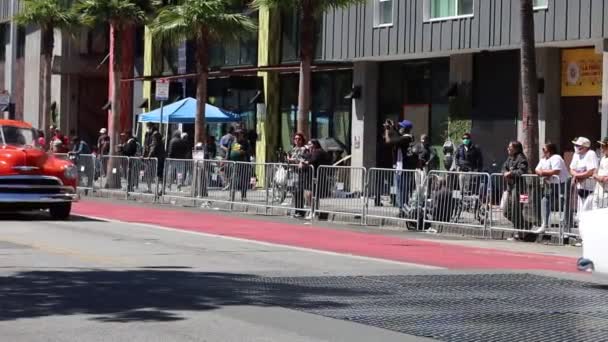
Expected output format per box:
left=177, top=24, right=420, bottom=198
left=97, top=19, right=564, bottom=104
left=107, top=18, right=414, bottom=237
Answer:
left=2, top=211, right=608, bottom=342
left=0, top=212, right=437, bottom=342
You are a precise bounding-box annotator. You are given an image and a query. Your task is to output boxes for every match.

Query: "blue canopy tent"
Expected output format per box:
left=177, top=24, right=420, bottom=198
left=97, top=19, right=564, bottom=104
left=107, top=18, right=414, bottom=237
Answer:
left=138, top=97, right=240, bottom=124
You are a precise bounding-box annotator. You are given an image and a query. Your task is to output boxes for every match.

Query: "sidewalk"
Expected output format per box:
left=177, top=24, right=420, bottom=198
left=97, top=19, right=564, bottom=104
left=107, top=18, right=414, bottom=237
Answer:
left=72, top=198, right=581, bottom=273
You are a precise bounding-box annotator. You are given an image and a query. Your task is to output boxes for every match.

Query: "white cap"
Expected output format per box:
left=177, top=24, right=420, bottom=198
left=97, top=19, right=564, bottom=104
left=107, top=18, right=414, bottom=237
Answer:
left=99, top=128, right=107, bottom=134
left=181, top=132, right=188, bottom=139
left=572, top=137, right=591, bottom=148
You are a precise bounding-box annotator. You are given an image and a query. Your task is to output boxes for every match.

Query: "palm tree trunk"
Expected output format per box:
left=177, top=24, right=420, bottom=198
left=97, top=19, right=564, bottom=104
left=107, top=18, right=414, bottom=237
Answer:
left=108, top=22, right=122, bottom=189
left=109, top=22, right=122, bottom=156
left=40, top=26, right=54, bottom=134
left=194, top=30, right=209, bottom=145
left=520, top=0, right=539, bottom=167
left=297, top=0, right=314, bottom=138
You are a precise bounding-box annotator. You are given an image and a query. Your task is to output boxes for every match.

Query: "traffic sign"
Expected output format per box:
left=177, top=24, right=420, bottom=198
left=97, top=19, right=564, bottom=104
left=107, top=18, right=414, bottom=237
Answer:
left=155, top=79, right=169, bottom=101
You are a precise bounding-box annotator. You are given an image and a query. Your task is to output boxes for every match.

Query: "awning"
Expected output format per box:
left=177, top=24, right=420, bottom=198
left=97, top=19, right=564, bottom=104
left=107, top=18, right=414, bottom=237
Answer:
left=138, top=97, right=240, bottom=124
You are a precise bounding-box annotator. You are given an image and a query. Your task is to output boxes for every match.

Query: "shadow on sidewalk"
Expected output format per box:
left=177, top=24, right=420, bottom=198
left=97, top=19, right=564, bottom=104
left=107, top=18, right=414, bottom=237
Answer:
left=0, top=270, right=378, bottom=323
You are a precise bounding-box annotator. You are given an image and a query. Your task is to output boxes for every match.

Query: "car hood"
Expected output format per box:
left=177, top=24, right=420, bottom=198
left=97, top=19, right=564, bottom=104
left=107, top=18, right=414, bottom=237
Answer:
left=0, top=145, right=49, bottom=175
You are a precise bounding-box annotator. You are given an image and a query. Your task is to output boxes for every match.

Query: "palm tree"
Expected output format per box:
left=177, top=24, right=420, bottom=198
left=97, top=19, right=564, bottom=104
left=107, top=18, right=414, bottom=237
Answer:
left=151, top=0, right=256, bottom=144
left=76, top=0, right=151, bottom=155
left=251, top=0, right=364, bottom=137
left=14, top=0, right=76, bottom=134
left=520, top=0, right=539, bottom=167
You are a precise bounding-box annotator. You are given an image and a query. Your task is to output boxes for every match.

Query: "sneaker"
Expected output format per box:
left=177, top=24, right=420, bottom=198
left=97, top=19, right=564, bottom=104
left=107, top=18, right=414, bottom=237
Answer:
left=293, top=213, right=304, bottom=218
left=532, top=226, right=546, bottom=234
left=304, top=213, right=313, bottom=220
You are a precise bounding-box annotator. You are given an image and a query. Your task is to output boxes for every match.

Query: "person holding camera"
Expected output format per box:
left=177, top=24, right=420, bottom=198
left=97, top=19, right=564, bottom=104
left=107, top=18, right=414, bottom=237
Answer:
left=383, top=119, right=418, bottom=218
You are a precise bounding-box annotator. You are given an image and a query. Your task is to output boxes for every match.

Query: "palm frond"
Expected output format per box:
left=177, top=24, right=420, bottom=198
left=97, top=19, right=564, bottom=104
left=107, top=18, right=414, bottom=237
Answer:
left=151, top=0, right=256, bottom=44
left=75, top=0, right=151, bottom=27
left=14, top=0, right=77, bottom=29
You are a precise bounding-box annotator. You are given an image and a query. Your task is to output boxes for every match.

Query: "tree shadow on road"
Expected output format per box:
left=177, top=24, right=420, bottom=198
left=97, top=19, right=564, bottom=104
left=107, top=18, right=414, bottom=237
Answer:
left=0, top=270, right=378, bottom=323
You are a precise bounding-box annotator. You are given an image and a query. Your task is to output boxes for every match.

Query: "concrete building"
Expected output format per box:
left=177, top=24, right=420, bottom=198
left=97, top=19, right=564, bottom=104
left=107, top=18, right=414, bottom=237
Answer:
left=320, top=0, right=608, bottom=168
left=0, top=0, right=109, bottom=144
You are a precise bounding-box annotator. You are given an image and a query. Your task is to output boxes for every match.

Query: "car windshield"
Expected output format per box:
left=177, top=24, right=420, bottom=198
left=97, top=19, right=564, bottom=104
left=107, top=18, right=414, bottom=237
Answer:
left=0, top=125, right=36, bottom=146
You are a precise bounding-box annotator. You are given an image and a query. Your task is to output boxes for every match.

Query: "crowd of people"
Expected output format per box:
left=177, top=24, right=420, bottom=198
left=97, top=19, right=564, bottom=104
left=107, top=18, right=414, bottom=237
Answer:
left=382, top=118, right=608, bottom=235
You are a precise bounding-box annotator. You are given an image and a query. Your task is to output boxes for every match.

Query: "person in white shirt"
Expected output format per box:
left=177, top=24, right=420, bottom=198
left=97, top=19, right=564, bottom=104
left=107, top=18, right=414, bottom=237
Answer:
left=593, top=137, right=608, bottom=209
left=570, top=137, right=599, bottom=214
left=534, top=143, right=569, bottom=233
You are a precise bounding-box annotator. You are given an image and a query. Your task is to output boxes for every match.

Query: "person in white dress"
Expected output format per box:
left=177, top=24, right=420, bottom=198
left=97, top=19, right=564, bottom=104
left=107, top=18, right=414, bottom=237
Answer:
left=534, top=142, right=570, bottom=233
left=570, top=137, right=599, bottom=214
left=593, top=137, right=608, bottom=209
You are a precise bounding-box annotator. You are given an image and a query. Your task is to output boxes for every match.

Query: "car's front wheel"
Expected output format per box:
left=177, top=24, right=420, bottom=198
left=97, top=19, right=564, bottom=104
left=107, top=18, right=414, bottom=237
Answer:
left=49, top=203, right=72, bottom=220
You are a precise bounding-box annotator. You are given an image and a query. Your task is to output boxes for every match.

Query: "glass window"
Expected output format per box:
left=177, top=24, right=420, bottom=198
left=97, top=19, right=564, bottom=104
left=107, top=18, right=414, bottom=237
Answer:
left=374, top=0, right=393, bottom=27
left=533, top=0, right=548, bottom=8
left=429, top=0, right=473, bottom=20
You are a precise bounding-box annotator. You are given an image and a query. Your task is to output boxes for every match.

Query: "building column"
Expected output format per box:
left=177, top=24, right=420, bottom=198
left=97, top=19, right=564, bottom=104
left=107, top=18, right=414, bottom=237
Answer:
left=3, top=0, right=18, bottom=120
left=536, top=48, right=561, bottom=150
left=351, top=61, right=378, bottom=169
left=256, top=6, right=281, bottom=164
left=22, top=26, right=41, bottom=128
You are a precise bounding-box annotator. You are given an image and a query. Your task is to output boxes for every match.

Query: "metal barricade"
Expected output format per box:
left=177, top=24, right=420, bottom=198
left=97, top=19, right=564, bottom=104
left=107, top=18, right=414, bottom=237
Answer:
left=72, top=154, right=96, bottom=189
left=365, top=168, right=423, bottom=229
left=98, top=155, right=129, bottom=195
left=423, top=171, right=490, bottom=232
left=562, top=178, right=603, bottom=239
left=50, top=153, right=70, bottom=161
left=192, top=159, right=235, bottom=205
left=162, top=158, right=194, bottom=198
left=128, top=157, right=158, bottom=196
left=489, top=174, right=564, bottom=237
left=315, top=166, right=366, bottom=223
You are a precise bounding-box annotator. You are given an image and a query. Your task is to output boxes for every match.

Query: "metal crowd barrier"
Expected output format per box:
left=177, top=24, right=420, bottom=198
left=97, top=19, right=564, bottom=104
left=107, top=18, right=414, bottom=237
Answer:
left=76, top=156, right=608, bottom=244
left=488, top=174, right=562, bottom=239
left=98, top=155, right=130, bottom=196
left=422, top=171, right=490, bottom=233
left=192, top=159, right=236, bottom=205
left=315, top=166, right=366, bottom=223
left=128, top=157, right=159, bottom=196
left=364, top=168, right=423, bottom=229
left=72, top=154, right=96, bottom=189
left=162, top=158, right=194, bottom=198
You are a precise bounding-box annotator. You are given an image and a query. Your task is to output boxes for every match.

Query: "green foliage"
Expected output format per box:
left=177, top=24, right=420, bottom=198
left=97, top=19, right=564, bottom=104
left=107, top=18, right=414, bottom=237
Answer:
left=151, top=0, right=256, bottom=43
left=14, top=0, right=77, bottom=30
left=75, top=0, right=153, bottom=28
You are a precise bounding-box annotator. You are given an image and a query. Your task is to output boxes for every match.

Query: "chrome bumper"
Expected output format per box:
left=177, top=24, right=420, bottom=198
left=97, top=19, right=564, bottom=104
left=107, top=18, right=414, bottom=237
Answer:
left=0, top=190, right=78, bottom=203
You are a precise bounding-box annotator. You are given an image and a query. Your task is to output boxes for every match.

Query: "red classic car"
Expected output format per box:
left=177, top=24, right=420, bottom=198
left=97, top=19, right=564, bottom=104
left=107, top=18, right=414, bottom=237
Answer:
left=0, top=119, right=77, bottom=219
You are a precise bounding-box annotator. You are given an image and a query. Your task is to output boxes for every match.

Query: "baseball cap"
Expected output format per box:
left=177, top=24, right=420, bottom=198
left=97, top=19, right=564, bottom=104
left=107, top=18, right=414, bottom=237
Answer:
left=572, top=137, right=591, bottom=148
left=99, top=128, right=107, bottom=134
left=398, top=120, right=413, bottom=129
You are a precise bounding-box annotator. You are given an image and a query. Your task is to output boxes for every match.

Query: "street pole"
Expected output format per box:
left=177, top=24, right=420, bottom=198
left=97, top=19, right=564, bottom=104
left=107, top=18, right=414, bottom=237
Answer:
left=159, top=100, right=168, bottom=151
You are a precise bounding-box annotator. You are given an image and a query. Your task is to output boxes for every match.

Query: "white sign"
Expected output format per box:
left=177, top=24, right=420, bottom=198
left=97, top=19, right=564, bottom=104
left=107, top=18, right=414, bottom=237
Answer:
left=155, top=79, right=169, bottom=101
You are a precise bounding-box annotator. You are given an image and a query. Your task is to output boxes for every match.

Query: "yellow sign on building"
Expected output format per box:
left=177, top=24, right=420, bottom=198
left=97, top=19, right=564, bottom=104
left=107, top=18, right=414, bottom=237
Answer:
left=561, top=48, right=603, bottom=97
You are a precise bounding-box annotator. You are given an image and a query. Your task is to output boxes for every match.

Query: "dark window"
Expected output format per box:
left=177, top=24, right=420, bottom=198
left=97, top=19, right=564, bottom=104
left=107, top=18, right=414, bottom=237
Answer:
left=281, top=9, right=323, bottom=63
left=16, top=27, right=25, bottom=58
left=0, top=24, right=6, bottom=62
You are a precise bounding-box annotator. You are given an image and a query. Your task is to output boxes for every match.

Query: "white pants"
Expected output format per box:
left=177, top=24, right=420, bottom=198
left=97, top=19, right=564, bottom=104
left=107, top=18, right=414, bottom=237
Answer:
left=593, top=183, right=608, bottom=210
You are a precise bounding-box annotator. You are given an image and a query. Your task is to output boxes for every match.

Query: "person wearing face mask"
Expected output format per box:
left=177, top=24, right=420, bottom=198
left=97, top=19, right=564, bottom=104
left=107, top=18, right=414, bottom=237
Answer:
left=592, top=137, right=608, bottom=209
left=570, top=137, right=598, bottom=214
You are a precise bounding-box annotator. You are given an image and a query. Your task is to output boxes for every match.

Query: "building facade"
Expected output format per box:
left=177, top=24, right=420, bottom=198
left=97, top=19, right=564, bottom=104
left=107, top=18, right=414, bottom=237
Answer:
left=321, top=0, right=608, bottom=168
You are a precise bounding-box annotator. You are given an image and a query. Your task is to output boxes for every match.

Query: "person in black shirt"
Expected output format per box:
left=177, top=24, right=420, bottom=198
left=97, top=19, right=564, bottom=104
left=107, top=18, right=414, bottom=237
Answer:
left=383, top=119, right=418, bottom=217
